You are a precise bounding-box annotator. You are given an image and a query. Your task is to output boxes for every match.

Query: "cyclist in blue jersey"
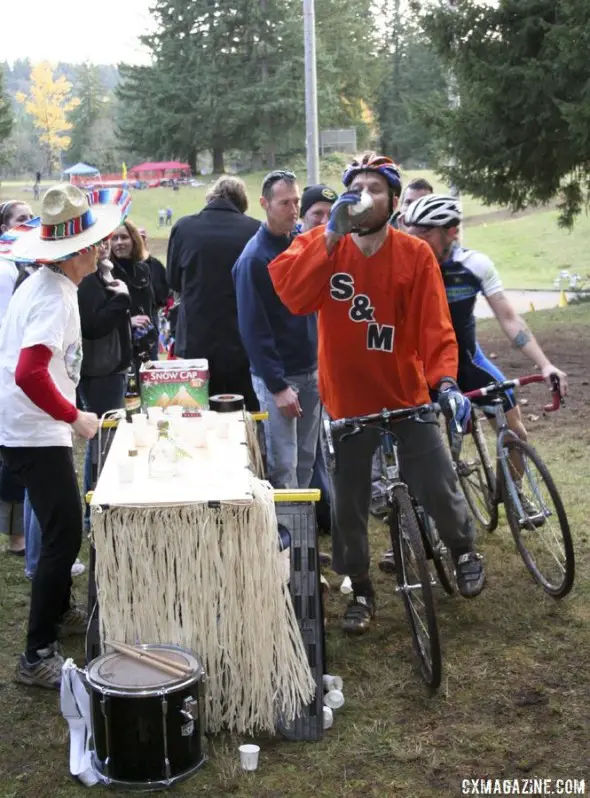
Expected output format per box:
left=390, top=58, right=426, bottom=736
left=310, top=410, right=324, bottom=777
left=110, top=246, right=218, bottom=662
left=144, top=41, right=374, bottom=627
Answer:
left=379, top=193, right=568, bottom=571
left=402, top=194, right=567, bottom=412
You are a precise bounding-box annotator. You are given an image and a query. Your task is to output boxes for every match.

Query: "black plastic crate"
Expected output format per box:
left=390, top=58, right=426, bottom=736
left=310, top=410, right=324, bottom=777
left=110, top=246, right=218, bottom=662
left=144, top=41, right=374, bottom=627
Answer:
left=275, top=501, right=325, bottom=741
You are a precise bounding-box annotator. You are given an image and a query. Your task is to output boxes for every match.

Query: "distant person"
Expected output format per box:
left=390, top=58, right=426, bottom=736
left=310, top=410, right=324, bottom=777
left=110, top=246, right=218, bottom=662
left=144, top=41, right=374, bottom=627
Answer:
left=166, top=176, right=261, bottom=408
left=158, top=209, right=165, bottom=228
left=166, top=207, right=173, bottom=226
left=33, top=182, right=40, bottom=201
left=233, top=170, right=320, bottom=489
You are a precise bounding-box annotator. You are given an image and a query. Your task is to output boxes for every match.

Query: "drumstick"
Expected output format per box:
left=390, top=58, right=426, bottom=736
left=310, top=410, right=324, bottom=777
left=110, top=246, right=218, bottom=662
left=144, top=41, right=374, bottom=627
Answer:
left=106, top=641, right=189, bottom=679
left=112, top=641, right=194, bottom=676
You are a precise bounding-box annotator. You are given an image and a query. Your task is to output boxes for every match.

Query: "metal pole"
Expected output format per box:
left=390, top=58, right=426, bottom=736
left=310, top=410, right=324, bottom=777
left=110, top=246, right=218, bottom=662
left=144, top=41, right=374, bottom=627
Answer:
left=303, top=0, right=320, bottom=184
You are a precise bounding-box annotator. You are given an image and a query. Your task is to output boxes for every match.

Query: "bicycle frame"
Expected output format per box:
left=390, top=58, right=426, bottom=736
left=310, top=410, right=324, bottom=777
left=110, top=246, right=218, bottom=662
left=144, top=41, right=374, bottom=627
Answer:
left=464, top=374, right=562, bottom=523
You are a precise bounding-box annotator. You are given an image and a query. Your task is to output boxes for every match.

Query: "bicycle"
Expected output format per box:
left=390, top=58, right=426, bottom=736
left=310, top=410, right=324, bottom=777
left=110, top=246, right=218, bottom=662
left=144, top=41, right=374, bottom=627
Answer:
left=452, top=374, right=574, bottom=598
left=324, top=403, right=456, bottom=690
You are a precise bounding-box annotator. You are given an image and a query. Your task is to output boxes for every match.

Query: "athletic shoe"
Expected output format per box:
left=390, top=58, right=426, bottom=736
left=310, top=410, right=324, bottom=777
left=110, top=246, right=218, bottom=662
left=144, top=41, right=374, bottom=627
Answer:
left=454, top=550, right=485, bottom=598
left=58, top=606, right=88, bottom=638
left=378, top=549, right=396, bottom=574
left=15, top=642, right=63, bottom=690
left=341, top=593, right=376, bottom=634
left=518, top=492, right=546, bottom=528
left=71, top=558, right=86, bottom=577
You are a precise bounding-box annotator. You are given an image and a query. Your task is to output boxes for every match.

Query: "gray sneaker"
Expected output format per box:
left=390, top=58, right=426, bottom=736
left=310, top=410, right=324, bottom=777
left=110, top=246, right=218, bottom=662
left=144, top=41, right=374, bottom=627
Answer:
left=58, top=605, right=88, bottom=638
left=15, top=643, right=63, bottom=690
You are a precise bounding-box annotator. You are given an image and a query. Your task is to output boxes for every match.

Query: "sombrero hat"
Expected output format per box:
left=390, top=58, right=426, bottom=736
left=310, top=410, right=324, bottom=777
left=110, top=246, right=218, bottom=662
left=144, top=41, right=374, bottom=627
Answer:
left=0, top=183, right=131, bottom=264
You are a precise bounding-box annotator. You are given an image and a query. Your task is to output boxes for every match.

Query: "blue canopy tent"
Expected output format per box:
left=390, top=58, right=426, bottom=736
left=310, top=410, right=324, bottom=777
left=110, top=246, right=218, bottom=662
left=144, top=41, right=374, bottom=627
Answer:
left=62, top=162, right=101, bottom=183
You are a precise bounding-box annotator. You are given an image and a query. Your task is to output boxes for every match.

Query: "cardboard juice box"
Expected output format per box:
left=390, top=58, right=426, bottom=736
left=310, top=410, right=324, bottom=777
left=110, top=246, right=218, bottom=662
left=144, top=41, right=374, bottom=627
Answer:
left=139, top=359, right=209, bottom=411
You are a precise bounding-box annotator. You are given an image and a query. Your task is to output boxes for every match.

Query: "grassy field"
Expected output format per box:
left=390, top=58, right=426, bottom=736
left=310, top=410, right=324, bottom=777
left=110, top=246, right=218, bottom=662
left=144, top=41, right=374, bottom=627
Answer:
left=0, top=304, right=588, bottom=797
left=2, top=168, right=586, bottom=291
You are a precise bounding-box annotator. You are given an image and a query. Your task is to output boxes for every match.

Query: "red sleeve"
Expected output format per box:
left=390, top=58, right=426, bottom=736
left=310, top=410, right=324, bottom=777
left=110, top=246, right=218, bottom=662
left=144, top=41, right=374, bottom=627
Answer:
left=15, top=345, right=78, bottom=423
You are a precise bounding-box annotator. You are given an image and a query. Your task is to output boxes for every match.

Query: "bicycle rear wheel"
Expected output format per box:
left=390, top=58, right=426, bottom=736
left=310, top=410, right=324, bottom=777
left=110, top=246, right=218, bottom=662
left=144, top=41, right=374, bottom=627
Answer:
left=453, top=411, right=498, bottom=532
left=500, top=438, right=575, bottom=598
left=389, top=485, right=442, bottom=689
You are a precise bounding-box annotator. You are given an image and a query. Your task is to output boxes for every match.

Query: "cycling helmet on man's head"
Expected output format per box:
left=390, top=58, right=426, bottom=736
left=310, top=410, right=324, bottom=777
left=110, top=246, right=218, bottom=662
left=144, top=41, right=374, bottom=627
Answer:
left=404, top=194, right=462, bottom=228
left=342, top=154, right=402, bottom=196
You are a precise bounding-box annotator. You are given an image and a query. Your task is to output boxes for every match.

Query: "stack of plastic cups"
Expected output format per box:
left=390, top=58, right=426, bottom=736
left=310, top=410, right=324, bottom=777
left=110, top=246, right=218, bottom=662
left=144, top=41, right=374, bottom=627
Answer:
left=322, top=674, right=344, bottom=729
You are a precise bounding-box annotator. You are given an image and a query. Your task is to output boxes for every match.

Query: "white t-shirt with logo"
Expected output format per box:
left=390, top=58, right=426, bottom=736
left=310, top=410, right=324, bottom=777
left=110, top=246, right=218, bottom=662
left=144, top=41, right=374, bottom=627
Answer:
left=0, top=266, right=82, bottom=448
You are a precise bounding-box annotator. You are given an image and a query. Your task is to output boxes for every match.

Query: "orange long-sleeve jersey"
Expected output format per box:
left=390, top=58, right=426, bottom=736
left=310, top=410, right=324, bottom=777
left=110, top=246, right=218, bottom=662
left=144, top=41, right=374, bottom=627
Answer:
left=268, top=225, right=459, bottom=419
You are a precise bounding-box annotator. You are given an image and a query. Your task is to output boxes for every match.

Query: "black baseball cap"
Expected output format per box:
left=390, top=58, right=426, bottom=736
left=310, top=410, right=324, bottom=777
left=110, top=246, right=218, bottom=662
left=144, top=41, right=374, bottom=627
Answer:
left=300, top=184, right=338, bottom=218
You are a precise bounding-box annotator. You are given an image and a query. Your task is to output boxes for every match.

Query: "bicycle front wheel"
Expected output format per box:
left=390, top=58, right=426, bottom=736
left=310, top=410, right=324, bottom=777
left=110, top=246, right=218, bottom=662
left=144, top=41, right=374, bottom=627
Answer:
left=500, top=438, right=575, bottom=598
left=389, top=485, right=442, bottom=689
left=454, top=412, right=498, bottom=532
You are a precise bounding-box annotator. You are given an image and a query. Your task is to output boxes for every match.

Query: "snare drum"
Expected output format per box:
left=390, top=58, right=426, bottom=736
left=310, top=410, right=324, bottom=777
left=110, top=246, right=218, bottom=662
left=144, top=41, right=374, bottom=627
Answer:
left=86, top=644, right=207, bottom=790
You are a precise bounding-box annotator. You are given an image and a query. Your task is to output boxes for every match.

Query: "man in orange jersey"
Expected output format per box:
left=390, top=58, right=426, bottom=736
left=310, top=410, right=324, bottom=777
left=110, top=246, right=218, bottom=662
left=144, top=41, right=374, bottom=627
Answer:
left=269, top=153, right=485, bottom=634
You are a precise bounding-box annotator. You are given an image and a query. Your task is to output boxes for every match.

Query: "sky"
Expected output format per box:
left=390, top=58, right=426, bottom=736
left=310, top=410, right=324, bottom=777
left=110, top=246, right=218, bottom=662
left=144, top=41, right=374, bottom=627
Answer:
left=4, top=0, right=155, bottom=65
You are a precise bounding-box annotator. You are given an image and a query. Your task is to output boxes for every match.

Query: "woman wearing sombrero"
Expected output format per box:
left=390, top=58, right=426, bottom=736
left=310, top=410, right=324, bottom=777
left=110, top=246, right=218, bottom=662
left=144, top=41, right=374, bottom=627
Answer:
left=0, top=183, right=130, bottom=690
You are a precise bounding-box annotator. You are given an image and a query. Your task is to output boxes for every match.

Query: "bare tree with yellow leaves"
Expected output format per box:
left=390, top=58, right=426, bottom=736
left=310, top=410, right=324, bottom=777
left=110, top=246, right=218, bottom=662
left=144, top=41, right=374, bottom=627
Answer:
left=16, top=62, right=80, bottom=176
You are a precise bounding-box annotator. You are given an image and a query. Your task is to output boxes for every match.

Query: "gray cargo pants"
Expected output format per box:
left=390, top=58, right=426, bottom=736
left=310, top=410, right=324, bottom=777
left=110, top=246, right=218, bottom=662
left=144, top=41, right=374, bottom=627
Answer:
left=328, top=414, right=475, bottom=579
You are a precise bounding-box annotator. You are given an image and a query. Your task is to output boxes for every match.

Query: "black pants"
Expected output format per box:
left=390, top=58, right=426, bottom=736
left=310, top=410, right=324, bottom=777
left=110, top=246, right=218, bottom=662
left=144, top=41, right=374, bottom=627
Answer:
left=0, top=446, right=82, bottom=657
left=208, top=360, right=260, bottom=412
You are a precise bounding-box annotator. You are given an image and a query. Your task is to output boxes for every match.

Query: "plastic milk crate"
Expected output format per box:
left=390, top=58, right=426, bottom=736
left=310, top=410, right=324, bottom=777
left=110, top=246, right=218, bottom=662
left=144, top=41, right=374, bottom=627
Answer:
left=275, top=501, right=326, bottom=742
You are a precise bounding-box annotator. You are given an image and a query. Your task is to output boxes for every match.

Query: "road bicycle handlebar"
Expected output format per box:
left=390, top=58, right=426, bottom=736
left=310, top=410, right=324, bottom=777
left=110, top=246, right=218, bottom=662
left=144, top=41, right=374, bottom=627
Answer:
left=330, top=402, right=441, bottom=439
left=463, top=374, right=562, bottom=413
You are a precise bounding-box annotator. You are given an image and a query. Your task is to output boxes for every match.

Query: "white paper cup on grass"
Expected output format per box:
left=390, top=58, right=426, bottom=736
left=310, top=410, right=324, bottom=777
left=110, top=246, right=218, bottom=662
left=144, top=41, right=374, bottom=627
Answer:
left=340, top=576, right=353, bottom=595
left=323, top=706, right=334, bottom=730
left=239, top=744, right=260, bottom=771
left=324, top=689, right=345, bottom=710
left=323, top=674, right=344, bottom=692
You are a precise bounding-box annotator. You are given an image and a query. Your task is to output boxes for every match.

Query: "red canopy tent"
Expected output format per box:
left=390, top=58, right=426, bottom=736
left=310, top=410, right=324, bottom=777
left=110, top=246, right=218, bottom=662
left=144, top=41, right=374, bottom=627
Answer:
left=128, top=161, right=191, bottom=180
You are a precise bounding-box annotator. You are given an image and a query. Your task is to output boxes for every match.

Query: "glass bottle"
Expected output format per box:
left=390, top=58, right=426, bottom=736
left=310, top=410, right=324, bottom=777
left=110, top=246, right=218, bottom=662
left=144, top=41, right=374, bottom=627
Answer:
left=148, top=419, right=178, bottom=478
left=124, top=368, right=142, bottom=422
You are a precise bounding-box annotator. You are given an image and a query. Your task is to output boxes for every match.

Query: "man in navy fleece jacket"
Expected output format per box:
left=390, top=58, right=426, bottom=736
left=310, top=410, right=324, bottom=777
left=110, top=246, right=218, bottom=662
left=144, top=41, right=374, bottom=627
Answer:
left=233, top=170, right=320, bottom=489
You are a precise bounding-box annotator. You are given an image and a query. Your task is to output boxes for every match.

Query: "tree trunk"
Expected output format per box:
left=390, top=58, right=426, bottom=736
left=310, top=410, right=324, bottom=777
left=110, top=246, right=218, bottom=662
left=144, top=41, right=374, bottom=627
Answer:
left=187, top=144, right=198, bottom=176
left=212, top=146, right=225, bottom=174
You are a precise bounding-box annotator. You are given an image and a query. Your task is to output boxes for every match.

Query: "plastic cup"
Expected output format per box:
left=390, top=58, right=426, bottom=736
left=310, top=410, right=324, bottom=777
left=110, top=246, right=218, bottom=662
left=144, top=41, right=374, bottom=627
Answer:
left=324, top=689, right=345, bottom=710
left=167, top=406, right=184, bottom=420
left=323, top=706, right=334, bottom=730
left=340, top=576, right=353, bottom=595
left=239, top=744, right=260, bottom=771
left=131, top=413, right=147, bottom=425
left=323, top=674, right=344, bottom=692
left=117, top=458, right=134, bottom=483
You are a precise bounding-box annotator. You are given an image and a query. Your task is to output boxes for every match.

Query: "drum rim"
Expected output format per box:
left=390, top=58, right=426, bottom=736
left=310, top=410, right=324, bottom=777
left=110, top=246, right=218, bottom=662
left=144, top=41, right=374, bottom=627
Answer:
left=86, top=643, right=205, bottom=696
left=91, top=750, right=207, bottom=790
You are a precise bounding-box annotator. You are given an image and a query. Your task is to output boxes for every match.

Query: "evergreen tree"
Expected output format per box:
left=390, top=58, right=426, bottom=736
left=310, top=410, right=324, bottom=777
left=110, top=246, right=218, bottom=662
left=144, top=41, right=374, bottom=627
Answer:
left=68, top=63, right=108, bottom=165
left=376, top=5, right=448, bottom=165
left=420, top=0, right=590, bottom=226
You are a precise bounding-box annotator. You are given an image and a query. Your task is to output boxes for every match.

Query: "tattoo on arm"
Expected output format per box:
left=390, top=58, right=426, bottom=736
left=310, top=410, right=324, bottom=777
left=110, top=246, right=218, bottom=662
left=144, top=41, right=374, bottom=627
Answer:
left=512, top=329, right=531, bottom=349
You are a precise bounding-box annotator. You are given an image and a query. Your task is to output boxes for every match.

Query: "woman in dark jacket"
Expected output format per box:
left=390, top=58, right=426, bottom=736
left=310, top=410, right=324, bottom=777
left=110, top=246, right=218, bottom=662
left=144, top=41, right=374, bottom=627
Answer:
left=78, top=238, right=133, bottom=528
left=110, top=220, right=158, bottom=372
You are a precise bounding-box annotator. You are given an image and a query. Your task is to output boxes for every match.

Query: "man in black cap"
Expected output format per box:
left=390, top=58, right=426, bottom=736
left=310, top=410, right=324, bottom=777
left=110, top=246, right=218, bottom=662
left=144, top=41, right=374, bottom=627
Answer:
left=296, top=184, right=338, bottom=534
left=298, top=184, right=338, bottom=233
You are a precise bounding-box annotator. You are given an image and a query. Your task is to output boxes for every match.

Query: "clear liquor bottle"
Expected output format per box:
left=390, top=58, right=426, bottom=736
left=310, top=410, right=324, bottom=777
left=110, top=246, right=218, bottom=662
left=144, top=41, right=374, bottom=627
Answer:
left=148, top=419, right=178, bottom=478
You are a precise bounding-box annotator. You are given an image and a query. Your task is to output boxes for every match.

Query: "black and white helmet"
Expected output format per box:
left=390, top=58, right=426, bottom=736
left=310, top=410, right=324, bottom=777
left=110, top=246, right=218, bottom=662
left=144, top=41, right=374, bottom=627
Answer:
left=404, top=194, right=462, bottom=228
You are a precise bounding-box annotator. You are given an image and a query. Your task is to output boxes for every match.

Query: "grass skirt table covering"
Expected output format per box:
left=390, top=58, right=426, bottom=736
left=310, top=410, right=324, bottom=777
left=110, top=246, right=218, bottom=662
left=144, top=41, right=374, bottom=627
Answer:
left=90, top=413, right=314, bottom=734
